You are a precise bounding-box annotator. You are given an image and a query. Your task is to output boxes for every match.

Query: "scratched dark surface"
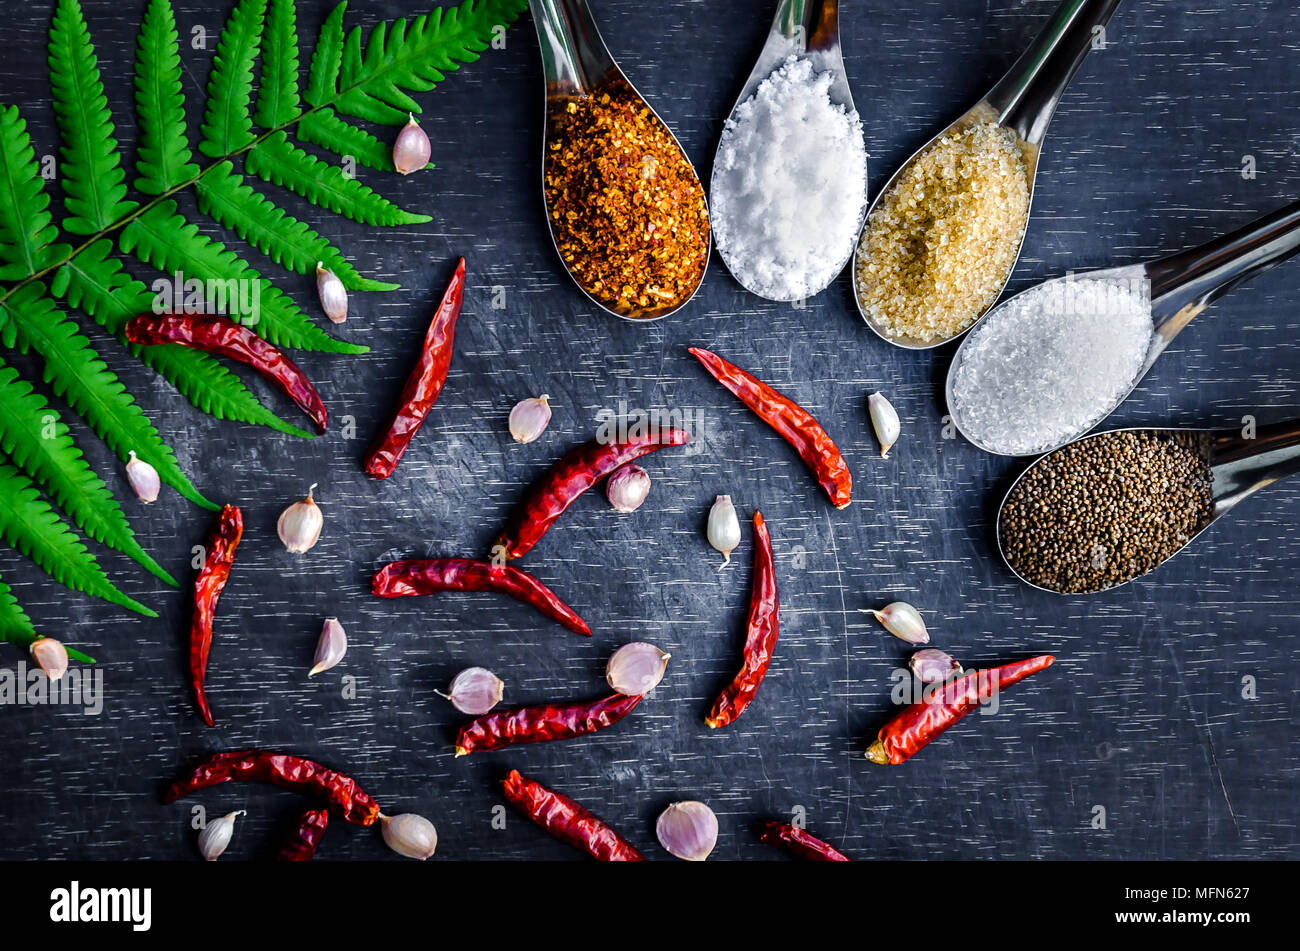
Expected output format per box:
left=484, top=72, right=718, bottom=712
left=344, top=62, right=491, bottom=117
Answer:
left=0, top=0, right=1297, bottom=861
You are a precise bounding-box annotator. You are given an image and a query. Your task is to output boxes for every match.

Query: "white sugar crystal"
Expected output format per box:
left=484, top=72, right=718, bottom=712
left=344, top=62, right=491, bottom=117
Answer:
left=951, top=275, right=1154, bottom=455
left=711, top=56, right=868, bottom=301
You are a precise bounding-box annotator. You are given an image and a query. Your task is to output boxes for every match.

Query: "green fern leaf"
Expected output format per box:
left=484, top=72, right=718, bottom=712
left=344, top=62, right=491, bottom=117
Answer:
left=297, top=107, right=398, bottom=173
left=196, top=160, right=396, bottom=291
left=0, top=105, right=69, bottom=280
left=134, top=0, right=200, bottom=195
left=54, top=239, right=313, bottom=438
left=120, top=201, right=368, bottom=355
left=0, top=280, right=215, bottom=510
left=0, top=358, right=176, bottom=586
left=199, top=0, right=267, bottom=158
left=47, top=0, right=139, bottom=234
left=254, top=0, right=301, bottom=129
left=0, top=573, right=95, bottom=661
left=304, top=2, right=346, bottom=107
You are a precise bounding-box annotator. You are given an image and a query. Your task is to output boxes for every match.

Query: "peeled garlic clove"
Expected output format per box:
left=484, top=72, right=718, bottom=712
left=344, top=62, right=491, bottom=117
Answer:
left=278, top=484, right=323, bottom=553
left=392, top=114, right=431, bottom=175
left=508, top=394, right=552, bottom=444
left=381, top=813, right=438, bottom=860
left=606, top=464, right=651, bottom=513
left=316, top=262, right=348, bottom=324
left=198, top=810, right=246, bottom=862
left=707, top=495, right=741, bottom=568
left=125, top=450, right=160, bottom=503
left=868, top=391, right=900, bottom=458
left=656, top=801, right=718, bottom=861
left=29, top=637, right=69, bottom=681
left=910, top=648, right=962, bottom=683
left=440, top=667, right=504, bottom=715
left=867, top=601, right=930, bottom=645
left=309, top=617, right=347, bottom=677
left=606, top=642, right=670, bottom=696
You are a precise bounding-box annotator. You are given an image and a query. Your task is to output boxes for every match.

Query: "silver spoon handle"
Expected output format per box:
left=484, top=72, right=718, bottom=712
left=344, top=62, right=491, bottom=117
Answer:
left=1210, top=418, right=1300, bottom=512
left=530, top=0, right=615, bottom=95
left=984, top=0, right=1124, bottom=146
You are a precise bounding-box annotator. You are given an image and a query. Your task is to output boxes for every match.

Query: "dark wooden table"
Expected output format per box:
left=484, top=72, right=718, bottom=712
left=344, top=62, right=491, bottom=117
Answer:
left=2, top=0, right=1297, bottom=860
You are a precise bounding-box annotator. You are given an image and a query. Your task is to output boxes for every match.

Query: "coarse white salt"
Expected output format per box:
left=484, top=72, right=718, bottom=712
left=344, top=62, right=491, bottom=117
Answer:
left=711, top=56, right=868, bottom=301
left=950, top=275, right=1154, bottom=455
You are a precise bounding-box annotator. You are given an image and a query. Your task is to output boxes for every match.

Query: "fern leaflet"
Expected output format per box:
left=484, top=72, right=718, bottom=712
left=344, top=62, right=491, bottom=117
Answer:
left=134, top=0, right=200, bottom=194
left=199, top=0, right=267, bottom=158
left=255, top=0, right=301, bottom=129
left=0, top=106, right=69, bottom=280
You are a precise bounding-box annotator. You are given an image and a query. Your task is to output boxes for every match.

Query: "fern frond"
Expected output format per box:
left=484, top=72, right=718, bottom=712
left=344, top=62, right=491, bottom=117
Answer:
left=298, top=107, right=405, bottom=174
left=0, top=358, right=176, bottom=586
left=134, top=0, right=200, bottom=195
left=305, top=2, right=346, bottom=107
left=247, top=131, right=430, bottom=226
left=0, top=105, right=69, bottom=280
left=120, top=201, right=368, bottom=355
left=0, top=280, right=215, bottom=510
left=199, top=0, right=267, bottom=158
left=196, top=160, right=396, bottom=291
left=48, top=0, right=139, bottom=234
left=255, top=0, right=301, bottom=129
left=0, top=572, right=96, bottom=661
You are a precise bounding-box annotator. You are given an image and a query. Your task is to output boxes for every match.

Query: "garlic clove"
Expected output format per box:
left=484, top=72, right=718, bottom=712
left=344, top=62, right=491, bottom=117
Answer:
left=866, top=601, right=930, bottom=645
left=606, top=463, right=651, bottom=513
left=392, top=114, right=432, bottom=175
left=29, top=637, right=69, bottom=681
left=125, top=450, right=161, bottom=503
left=309, top=617, right=347, bottom=677
left=277, top=484, right=323, bottom=554
left=381, top=813, right=438, bottom=860
left=316, top=262, right=348, bottom=324
left=910, top=648, right=962, bottom=683
left=198, top=810, right=246, bottom=862
left=655, top=801, right=718, bottom=861
left=606, top=642, right=670, bottom=696
left=439, top=667, right=504, bottom=715
left=868, top=391, right=900, bottom=458
left=508, top=394, right=552, bottom=444
left=707, top=495, right=741, bottom=569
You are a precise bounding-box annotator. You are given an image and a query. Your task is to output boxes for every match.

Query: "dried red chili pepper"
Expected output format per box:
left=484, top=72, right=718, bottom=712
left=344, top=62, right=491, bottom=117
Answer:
left=759, top=822, right=850, bottom=861
left=276, top=807, right=330, bottom=862
left=502, top=769, right=645, bottom=861
left=371, top=558, right=590, bottom=635
left=126, top=314, right=327, bottom=433
left=163, top=750, right=381, bottom=826
left=496, top=429, right=692, bottom=559
left=866, top=654, right=1056, bottom=765
left=689, top=347, right=851, bottom=508
left=455, top=692, right=642, bottom=756
left=364, top=258, right=466, bottom=479
left=706, top=511, right=779, bottom=729
left=190, top=504, right=243, bottom=727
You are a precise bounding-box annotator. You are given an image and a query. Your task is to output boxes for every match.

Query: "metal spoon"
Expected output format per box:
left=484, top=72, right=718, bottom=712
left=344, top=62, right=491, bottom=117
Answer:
left=996, top=420, right=1300, bottom=594
left=710, top=0, right=867, bottom=302
left=528, top=0, right=711, bottom=321
left=946, top=198, right=1300, bottom=456
left=852, top=0, right=1124, bottom=349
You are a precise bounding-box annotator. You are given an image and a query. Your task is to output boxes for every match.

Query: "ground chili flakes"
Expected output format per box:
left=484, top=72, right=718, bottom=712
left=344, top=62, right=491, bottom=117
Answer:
left=544, top=77, right=709, bottom=318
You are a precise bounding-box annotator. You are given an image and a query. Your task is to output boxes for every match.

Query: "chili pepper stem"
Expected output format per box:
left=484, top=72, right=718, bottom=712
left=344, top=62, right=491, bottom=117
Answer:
left=865, top=739, right=889, bottom=765
left=454, top=746, right=468, bottom=758
left=704, top=715, right=723, bottom=729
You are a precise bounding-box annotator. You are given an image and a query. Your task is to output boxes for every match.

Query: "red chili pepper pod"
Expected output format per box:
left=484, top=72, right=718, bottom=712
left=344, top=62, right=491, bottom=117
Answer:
left=190, top=504, right=243, bottom=726
left=496, top=429, right=692, bottom=560
left=706, top=511, right=779, bottom=729
left=455, top=692, right=643, bottom=756
left=865, top=655, right=1057, bottom=765
left=364, top=258, right=466, bottom=479
left=277, top=807, right=330, bottom=861
left=371, top=558, right=590, bottom=635
left=502, top=769, right=645, bottom=861
left=759, top=822, right=850, bottom=861
left=689, top=347, right=851, bottom=508
left=126, top=314, right=327, bottom=432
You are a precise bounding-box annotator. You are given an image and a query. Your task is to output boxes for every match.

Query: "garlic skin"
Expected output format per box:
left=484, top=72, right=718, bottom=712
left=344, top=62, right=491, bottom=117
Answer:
left=606, top=642, right=670, bottom=696
left=910, top=648, right=961, bottom=683
left=508, top=395, right=552, bottom=444
left=655, top=801, right=718, bottom=861
left=316, top=262, right=348, bottom=324
left=707, top=495, right=741, bottom=568
left=29, top=637, right=69, bottom=681
left=381, top=813, right=438, bottom=860
left=277, top=484, right=323, bottom=553
left=309, top=617, right=347, bottom=676
left=606, top=464, right=651, bottom=513
left=440, top=667, right=504, bottom=715
left=198, top=810, right=246, bottom=862
left=392, top=114, right=431, bottom=175
left=869, top=391, right=900, bottom=458
left=125, top=450, right=160, bottom=503
left=867, top=601, right=930, bottom=645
